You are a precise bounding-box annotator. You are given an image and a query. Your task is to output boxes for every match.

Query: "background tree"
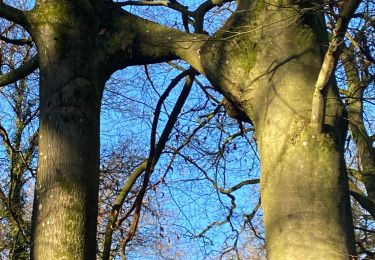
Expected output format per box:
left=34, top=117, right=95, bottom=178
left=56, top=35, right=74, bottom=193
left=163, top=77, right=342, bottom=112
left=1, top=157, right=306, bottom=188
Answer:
left=0, top=11, right=38, bottom=258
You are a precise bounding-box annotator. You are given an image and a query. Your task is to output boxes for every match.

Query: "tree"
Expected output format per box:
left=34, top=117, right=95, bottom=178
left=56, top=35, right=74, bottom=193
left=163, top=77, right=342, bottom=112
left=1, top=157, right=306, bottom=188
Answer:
left=0, top=17, right=38, bottom=258
left=0, top=0, right=373, bottom=259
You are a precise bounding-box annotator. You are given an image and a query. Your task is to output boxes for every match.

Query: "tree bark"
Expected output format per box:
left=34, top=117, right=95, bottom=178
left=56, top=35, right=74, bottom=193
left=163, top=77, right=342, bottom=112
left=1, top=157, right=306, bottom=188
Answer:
left=23, top=2, right=200, bottom=258
left=28, top=2, right=104, bottom=259
left=1, top=0, right=359, bottom=258
left=200, top=1, right=355, bottom=258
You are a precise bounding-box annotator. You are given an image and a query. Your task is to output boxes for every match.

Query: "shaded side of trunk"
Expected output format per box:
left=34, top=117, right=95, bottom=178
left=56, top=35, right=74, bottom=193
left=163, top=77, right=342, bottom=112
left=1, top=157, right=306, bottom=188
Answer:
left=28, top=2, right=104, bottom=259
left=201, top=1, right=355, bottom=258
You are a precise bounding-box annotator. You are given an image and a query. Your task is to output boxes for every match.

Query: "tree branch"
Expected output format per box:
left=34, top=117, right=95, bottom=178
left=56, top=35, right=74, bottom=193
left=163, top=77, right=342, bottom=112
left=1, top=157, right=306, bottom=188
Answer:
left=0, top=35, right=32, bottom=46
left=310, top=0, right=362, bottom=132
left=0, top=3, right=28, bottom=28
left=350, top=189, right=375, bottom=219
left=243, top=197, right=261, bottom=223
left=121, top=69, right=197, bottom=255
left=115, top=0, right=192, bottom=16
left=345, top=32, right=375, bottom=64
left=0, top=55, right=38, bottom=87
left=99, top=5, right=207, bottom=75
left=102, top=69, right=197, bottom=260
left=101, top=159, right=147, bottom=260
left=218, top=179, right=260, bottom=194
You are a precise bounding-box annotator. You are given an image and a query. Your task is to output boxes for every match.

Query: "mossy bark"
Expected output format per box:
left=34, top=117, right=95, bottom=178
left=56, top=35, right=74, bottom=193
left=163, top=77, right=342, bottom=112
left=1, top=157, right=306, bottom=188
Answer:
left=15, top=0, right=357, bottom=258
left=23, top=2, right=202, bottom=258
left=28, top=2, right=104, bottom=259
left=201, top=1, right=355, bottom=258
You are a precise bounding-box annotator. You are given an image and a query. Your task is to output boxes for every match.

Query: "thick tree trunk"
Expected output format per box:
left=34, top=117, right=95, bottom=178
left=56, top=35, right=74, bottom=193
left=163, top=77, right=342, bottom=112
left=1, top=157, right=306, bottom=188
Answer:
left=31, top=74, right=102, bottom=259
left=258, top=121, right=355, bottom=259
left=28, top=2, right=104, bottom=259
left=201, top=1, right=355, bottom=258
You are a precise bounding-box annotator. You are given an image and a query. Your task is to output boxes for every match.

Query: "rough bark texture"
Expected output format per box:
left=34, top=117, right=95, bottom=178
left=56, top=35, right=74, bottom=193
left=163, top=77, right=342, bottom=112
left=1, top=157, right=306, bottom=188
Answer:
left=200, top=1, right=355, bottom=258
left=22, top=1, right=201, bottom=258
left=28, top=1, right=104, bottom=259
left=0, top=0, right=358, bottom=258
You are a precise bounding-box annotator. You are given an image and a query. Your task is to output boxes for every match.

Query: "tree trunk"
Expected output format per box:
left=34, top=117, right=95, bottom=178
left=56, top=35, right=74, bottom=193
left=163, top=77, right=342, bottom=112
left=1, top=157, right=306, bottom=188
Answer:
left=200, top=1, right=355, bottom=258
left=28, top=2, right=104, bottom=259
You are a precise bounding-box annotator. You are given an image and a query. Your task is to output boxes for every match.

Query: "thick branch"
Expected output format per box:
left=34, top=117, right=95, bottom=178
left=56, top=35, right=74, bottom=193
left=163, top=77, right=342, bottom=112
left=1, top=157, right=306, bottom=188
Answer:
left=350, top=190, right=375, bottom=219
left=0, top=35, right=32, bottom=46
left=310, top=0, right=362, bottom=131
left=0, top=3, right=28, bottom=28
left=99, top=5, right=206, bottom=75
left=115, top=1, right=192, bottom=16
left=345, top=32, right=375, bottom=64
left=0, top=55, right=38, bottom=87
left=132, top=21, right=206, bottom=72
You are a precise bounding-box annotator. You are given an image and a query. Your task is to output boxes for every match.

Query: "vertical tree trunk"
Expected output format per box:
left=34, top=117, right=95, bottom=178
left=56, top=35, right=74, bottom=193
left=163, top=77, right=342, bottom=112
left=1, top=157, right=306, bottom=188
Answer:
left=201, top=1, right=355, bottom=258
left=28, top=2, right=104, bottom=259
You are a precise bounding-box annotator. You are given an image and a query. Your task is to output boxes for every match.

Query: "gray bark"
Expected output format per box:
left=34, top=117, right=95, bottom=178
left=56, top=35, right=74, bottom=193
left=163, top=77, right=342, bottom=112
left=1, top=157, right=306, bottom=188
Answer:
left=0, top=0, right=358, bottom=258
left=28, top=2, right=104, bottom=258
left=199, top=1, right=355, bottom=258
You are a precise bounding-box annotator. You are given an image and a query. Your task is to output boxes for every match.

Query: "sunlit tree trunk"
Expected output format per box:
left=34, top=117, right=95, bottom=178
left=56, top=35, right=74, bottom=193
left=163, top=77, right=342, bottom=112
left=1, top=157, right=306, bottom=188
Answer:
left=28, top=2, right=104, bottom=258
left=200, top=1, right=355, bottom=258
left=1, top=0, right=359, bottom=258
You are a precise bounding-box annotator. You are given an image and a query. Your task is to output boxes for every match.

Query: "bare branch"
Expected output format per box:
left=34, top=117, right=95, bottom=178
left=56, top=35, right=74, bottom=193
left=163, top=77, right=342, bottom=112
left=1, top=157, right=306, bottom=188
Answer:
left=121, top=69, right=197, bottom=255
left=243, top=197, right=261, bottom=223
left=193, top=0, right=235, bottom=33
left=100, top=6, right=207, bottom=74
left=0, top=124, right=13, bottom=151
left=0, top=55, right=38, bottom=87
left=101, top=159, right=147, bottom=260
left=353, top=12, right=375, bottom=28
left=310, top=0, right=362, bottom=131
left=219, top=179, right=260, bottom=194
left=345, top=32, right=375, bottom=64
left=0, top=35, right=33, bottom=46
left=0, top=3, right=28, bottom=28
left=102, top=69, right=197, bottom=260
left=350, top=189, right=375, bottom=219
